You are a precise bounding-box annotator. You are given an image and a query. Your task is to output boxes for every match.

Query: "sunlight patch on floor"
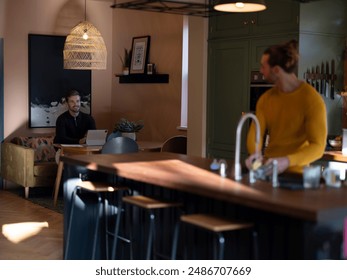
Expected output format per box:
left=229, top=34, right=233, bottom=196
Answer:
left=2, top=221, right=49, bottom=243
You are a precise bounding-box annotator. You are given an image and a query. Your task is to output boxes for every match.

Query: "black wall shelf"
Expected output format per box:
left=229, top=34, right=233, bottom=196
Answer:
left=116, top=74, right=169, bottom=84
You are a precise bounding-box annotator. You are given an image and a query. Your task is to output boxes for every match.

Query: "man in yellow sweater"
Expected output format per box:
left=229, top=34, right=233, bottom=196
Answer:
left=246, top=40, right=327, bottom=174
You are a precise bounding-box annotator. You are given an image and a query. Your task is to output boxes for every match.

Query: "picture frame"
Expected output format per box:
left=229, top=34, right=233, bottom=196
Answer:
left=130, top=35, right=151, bottom=74
left=28, top=34, right=91, bottom=128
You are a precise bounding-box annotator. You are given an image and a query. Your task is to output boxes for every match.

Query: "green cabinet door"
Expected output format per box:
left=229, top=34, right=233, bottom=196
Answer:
left=250, top=35, right=299, bottom=70
left=209, top=12, right=250, bottom=39
left=252, top=0, right=299, bottom=35
left=209, top=0, right=299, bottom=39
left=207, top=39, right=250, bottom=159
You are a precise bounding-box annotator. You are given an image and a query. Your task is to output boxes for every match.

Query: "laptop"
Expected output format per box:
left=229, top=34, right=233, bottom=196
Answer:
left=86, top=129, right=108, bottom=146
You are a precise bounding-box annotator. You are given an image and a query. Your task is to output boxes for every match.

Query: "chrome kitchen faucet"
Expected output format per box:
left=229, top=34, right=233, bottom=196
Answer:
left=234, top=113, right=261, bottom=181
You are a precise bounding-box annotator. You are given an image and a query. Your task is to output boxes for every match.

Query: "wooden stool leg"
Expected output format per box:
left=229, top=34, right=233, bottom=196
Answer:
left=53, top=161, right=64, bottom=206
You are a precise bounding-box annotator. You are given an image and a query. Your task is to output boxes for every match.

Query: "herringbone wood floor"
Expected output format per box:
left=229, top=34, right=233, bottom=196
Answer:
left=0, top=190, right=63, bottom=260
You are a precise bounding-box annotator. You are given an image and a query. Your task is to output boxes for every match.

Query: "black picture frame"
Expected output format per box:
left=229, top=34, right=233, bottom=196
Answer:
left=28, top=34, right=91, bottom=128
left=130, top=35, right=151, bottom=74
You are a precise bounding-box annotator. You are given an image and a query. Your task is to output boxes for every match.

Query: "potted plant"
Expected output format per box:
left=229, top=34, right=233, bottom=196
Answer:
left=119, top=48, right=131, bottom=75
left=114, top=118, right=144, bottom=140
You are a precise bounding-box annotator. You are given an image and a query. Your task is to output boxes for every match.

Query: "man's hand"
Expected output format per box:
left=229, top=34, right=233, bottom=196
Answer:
left=245, top=153, right=263, bottom=170
left=264, top=157, right=289, bottom=174
left=246, top=154, right=290, bottom=174
left=79, top=137, right=87, bottom=144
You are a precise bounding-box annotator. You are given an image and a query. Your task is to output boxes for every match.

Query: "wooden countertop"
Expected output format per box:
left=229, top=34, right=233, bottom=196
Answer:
left=322, top=150, right=347, bottom=163
left=61, top=152, right=347, bottom=223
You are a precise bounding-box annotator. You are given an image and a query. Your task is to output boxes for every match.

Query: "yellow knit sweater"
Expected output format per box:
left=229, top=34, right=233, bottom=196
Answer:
left=247, top=82, right=327, bottom=173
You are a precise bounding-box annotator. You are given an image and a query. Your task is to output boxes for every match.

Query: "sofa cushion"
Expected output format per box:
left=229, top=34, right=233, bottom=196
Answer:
left=33, top=162, right=58, bottom=177
left=11, top=136, right=56, bottom=162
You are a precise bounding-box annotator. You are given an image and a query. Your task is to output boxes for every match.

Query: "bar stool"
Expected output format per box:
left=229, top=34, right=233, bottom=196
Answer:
left=171, top=213, right=258, bottom=260
left=113, top=195, right=182, bottom=260
left=64, top=181, right=129, bottom=260
left=65, top=137, right=139, bottom=259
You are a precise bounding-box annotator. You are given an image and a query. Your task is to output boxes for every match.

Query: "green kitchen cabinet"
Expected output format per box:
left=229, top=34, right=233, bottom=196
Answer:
left=207, top=39, right=250, bottom=159
left=209, top=0, right=299, bottom=40
left=206, top=0, right=346, bottom=160
left=250, top=35, right=299, bottom=71
left=206, top=35, right=297, bottom=159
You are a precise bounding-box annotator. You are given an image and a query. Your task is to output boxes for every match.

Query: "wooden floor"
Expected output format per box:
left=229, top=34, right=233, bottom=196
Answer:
left=0, top=190, right=63, bottom=260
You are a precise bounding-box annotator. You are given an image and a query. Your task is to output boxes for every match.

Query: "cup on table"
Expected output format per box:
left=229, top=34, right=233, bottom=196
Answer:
left=303, top=165, right=321, bottom=189
left=322, top=168, right=341, bottom=188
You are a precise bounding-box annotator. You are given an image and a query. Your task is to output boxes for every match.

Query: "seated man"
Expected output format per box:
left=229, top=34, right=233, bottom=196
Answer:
left=54, top=89, right=96, bottom=144
left=53, top=89, right=97, bottom=179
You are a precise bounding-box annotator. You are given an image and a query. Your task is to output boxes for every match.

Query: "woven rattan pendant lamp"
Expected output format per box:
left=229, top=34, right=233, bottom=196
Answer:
left=214, top=0, right=267, bottom=12
left=63, top=0, right=107, bottom=70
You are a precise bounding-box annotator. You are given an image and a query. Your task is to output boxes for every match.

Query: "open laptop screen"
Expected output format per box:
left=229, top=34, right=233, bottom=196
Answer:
left=86, top=129, right=108, bottom=146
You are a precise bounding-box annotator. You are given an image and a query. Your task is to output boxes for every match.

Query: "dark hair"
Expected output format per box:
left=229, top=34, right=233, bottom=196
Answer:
left=65, top=89, right=80, bottom=102
left=263, top=39, right=299, bottom=73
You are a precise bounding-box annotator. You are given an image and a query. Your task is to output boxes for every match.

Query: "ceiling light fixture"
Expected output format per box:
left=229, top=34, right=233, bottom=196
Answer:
left=214, top=0, right=267, bottom=13
left=63, top=0, right=107, bottom=70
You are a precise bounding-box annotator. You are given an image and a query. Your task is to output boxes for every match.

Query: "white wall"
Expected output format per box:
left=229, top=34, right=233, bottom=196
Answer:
left=2, top=0, right=113, bottom=139
left=187, top=16, right=208, bottom=157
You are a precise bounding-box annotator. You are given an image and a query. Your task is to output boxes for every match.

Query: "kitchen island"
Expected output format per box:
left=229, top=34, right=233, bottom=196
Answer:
left=61, top=152, right=347, bottom=259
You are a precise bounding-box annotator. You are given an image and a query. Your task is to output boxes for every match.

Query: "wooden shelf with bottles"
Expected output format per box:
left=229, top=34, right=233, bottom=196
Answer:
left=115, top=74, right=169, bottom=84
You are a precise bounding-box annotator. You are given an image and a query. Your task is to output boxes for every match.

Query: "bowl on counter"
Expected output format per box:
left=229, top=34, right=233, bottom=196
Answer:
left=328, top=139, right=342, bottom=148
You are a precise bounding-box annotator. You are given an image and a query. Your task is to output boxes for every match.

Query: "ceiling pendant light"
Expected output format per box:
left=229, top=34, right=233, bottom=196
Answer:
left=63, top=0, right=107, bottom=70
left=214, top=0, right=267, bottom=13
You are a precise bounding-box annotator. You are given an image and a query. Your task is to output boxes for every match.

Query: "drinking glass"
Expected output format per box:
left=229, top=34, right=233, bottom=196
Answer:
left=303, top=165, right=321, bottom=189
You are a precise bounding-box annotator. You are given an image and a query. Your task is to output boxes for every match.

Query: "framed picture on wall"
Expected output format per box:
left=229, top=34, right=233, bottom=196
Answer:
left=28, top=34, right=91, bottom=128
left=130, top=35, right=151, bottom=74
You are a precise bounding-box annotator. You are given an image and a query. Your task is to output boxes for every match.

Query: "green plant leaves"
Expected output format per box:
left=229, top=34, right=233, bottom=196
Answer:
left=114, top=118, right=144, bottom=132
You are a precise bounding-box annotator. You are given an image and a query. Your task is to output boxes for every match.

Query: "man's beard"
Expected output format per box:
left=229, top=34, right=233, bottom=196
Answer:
left=70, top=106, right=80, bottom=114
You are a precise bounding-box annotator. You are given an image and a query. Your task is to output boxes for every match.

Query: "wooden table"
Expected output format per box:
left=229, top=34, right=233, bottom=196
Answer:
left=322, top=151, right=347, bottom=163
left=53, top=144, right=102, bottom=206
left=137, top=140, right=163, bottom=152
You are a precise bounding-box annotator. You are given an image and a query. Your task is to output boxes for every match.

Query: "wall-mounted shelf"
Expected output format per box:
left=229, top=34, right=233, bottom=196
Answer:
left=115, top=74, right=169, bottom=84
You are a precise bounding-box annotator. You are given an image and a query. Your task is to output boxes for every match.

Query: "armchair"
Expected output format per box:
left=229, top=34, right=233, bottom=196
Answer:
left=1, top=136, right=58, bottom=198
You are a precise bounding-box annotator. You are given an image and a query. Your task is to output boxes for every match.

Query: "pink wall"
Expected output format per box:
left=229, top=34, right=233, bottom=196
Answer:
left=2, top=0, right=113, bottom=139
left=112, top=10, right=184, bottom=142
left=1, top=0, right=206, bottom=155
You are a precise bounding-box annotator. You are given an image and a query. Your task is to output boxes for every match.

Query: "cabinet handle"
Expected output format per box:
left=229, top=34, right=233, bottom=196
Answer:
left=243, top=20, right=248, bottom=25
left=251, top=19, right=256, bottom=24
